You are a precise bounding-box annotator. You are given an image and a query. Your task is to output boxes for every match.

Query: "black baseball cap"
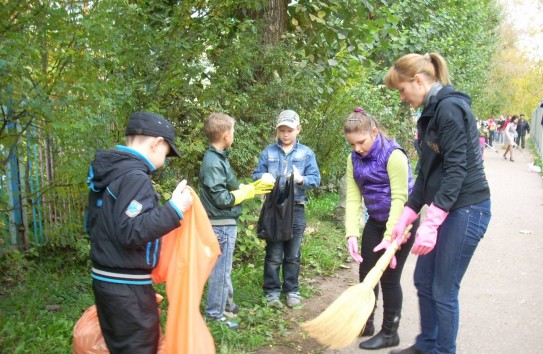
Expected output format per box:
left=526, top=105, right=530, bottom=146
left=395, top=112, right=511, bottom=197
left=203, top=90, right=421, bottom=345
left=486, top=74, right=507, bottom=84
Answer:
left=125, top=112, right=181, bottom=157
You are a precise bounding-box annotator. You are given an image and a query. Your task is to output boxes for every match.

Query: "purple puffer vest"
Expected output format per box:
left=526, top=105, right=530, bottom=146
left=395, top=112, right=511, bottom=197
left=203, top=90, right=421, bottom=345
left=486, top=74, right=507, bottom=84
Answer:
left=352, top=134, right=414, bottom=222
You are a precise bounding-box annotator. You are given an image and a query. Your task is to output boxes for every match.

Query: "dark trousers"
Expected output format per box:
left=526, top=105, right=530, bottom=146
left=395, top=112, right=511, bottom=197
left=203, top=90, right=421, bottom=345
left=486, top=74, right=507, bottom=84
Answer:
left=93, top=280, right=160, bottom=354
left=359, top=217, right=418, bottom=315
left=488, top=131, right=494, bottom=146
left=263, top=204, right=306, bottom=296
left=516, top=134, right=526, bottom=148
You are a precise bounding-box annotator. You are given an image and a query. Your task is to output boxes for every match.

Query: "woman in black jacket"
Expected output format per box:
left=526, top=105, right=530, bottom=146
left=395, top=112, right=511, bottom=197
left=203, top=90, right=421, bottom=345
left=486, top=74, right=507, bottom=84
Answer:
left=383, top=53, right=491, bottom=354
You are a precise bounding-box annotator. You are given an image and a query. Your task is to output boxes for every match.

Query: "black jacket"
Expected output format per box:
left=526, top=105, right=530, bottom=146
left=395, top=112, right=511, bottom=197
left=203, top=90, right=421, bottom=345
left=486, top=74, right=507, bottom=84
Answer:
left=408, top=86, right=490, bottom=212
left=86, top=146, right=181, bottom=277
left=516, top=119, right=530, bottom=136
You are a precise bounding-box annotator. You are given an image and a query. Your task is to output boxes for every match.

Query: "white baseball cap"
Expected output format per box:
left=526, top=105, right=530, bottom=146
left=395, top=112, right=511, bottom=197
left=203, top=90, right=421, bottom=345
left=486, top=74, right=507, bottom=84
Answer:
left=276, top=110, right=300, bottom=129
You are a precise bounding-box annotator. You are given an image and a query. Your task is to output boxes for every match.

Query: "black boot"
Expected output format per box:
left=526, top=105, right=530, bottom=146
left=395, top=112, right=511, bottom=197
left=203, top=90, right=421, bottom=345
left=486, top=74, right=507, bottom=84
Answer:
left=389, top=344, right=428, bottom=354
left=359, top=309, right=375, bottom=337
left=359, top=312, right=400, bottom=350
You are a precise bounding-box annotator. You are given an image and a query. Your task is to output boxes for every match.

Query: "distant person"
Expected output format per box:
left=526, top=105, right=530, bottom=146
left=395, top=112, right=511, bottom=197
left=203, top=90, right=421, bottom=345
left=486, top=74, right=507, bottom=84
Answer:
left=199, top=112, right=272, bottom=328
left=253, top=110, right=321, bottom=309
left=384, top=52, right=491, bottom=354
left=515, top=114, right=530, bottom=149
left=487, top=118, right=496, bottom=147
left=496, top=116, right=505, bottom=143
left=86, top=111, right=193, bottom=353
left=478, top=121, right=489, bottom=158
left=343, top=107, right=419, bottom=350
left=501, top=114, right=512, bottom=142
left=503, top=115, right=519, bottom=161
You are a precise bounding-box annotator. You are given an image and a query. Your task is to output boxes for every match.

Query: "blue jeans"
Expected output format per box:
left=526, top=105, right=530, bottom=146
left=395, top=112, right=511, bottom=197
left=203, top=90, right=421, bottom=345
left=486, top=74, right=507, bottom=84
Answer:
left=205, top=225, right=237, bottom=319
left=414, top=199, right=491, bottom=354
left=263, top=205, right=306, bottom=297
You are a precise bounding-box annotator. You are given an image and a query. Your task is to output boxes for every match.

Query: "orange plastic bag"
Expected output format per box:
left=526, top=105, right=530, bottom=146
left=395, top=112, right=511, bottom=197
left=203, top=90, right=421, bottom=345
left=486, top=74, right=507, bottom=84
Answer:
left=152, top=189, right=221, bottom=354
left=72, top=305, right=108, bottom=354
left=72, top=295, right=165, bottom=354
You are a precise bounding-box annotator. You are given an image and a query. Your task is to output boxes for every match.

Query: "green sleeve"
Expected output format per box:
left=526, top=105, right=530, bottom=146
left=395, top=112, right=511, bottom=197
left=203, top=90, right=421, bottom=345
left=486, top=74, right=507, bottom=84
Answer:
left=383, top=149, right=410, bottom=241
left=345, top=154, right=362, bottom=238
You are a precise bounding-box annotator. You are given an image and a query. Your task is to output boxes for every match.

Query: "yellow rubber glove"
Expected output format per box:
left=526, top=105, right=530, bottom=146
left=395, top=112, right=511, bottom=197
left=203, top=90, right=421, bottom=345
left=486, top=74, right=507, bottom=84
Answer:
left=251, top=179, right=274, bottom=195
left=231, top=184, right=256, bottom=206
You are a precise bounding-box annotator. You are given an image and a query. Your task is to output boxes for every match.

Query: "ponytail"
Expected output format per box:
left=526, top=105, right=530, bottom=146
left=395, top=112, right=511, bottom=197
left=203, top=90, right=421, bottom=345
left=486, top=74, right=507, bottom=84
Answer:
left=385, top=52, right=451, bottom=87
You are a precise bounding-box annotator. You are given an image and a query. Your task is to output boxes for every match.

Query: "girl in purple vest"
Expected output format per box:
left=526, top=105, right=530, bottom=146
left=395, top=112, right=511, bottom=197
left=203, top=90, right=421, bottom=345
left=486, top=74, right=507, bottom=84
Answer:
left=344, top=107, right=419, bottom=350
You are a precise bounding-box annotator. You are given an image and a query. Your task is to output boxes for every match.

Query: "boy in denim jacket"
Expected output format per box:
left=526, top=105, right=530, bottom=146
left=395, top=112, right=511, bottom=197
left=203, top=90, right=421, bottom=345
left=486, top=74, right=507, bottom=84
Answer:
left=253, top=110, right=321, bottom=308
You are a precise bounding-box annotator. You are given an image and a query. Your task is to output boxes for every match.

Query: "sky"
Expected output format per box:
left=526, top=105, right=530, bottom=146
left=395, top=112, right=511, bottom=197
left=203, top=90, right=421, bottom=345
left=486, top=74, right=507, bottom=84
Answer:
left=497, top=0, right=543, bottom=60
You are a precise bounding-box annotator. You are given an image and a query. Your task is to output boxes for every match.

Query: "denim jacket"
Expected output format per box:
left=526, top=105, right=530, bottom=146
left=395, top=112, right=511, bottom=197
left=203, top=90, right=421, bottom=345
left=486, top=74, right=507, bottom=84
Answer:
left=253, top=140, right=321, bottom=202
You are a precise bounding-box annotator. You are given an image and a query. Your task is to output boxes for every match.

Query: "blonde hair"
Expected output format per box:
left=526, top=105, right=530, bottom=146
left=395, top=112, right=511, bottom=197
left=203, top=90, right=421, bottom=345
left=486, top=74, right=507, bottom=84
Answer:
left=204, top=112, right=235, bottom=142
left=384, top=52, right=452, bottom=88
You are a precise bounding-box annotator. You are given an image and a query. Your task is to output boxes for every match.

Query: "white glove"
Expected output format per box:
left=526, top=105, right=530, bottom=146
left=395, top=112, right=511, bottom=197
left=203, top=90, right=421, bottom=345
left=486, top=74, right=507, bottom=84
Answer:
left=261, top=173, right=276, bottom=184
left=292, top=166, right=304, bottom=184
left=170, top=180, right=193, bottom=212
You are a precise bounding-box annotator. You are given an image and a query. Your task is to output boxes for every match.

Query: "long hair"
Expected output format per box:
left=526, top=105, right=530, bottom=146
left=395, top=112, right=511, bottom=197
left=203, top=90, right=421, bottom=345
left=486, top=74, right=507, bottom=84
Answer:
left=384, top=52, right=452, bottom=88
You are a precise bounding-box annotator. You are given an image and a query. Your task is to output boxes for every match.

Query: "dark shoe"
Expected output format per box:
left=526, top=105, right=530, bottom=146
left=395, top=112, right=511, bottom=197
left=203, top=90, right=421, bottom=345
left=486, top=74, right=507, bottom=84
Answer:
left=225, top=304, right=239, bottom=313
left=224, top=304, right=239, bottom=318
left=503, top=154, right=507, bottom=159
left=360, top=312, right=400, bottom=350
left=390, top=344, right=428, bottom=354
left=359, top=306, right=376, bottom=337
left=359, top=329, right=399, bottom=349
left=510, top=159, right=514, bottom=162
left=359, top=322, right=375, bottom=337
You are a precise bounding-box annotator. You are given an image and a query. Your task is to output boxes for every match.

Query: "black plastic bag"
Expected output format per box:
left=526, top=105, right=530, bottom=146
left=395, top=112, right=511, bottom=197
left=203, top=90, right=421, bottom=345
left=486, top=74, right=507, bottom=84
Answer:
left=257, top=174, right=294, bottom=242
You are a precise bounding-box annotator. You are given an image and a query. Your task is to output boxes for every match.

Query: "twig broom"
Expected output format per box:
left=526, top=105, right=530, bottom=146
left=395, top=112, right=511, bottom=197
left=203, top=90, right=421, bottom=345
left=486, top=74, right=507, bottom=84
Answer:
left=300, top=225, right=412, bottom=349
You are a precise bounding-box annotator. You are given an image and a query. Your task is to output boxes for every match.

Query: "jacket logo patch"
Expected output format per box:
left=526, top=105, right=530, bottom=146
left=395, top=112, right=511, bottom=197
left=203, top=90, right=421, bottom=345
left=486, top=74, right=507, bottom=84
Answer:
left=125, top=200, right=143, bottom=218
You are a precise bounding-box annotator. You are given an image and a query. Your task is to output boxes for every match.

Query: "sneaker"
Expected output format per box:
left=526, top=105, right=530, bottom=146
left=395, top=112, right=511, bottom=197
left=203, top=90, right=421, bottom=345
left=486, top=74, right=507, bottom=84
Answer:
left=224, top=304, right=239, bottom=318
left=227, top=304, right=239, bottom=314
left=286, top=293, right=301, bottom=308
left=217, top=316, right=239, bottom=329
left=266, top=295, right=284, bottom=309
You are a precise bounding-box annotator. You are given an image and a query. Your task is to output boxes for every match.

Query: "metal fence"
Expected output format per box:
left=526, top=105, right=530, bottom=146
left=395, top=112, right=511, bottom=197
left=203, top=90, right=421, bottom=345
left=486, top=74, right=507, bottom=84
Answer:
left=1, top=124, right=45, bottom=254
left=530, top=100, right=543, bottom=161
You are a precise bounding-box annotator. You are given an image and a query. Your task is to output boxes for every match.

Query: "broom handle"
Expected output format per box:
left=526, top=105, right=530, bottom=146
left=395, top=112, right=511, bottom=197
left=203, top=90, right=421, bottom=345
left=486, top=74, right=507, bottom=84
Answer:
left=363, top=225, right=412, bottom=288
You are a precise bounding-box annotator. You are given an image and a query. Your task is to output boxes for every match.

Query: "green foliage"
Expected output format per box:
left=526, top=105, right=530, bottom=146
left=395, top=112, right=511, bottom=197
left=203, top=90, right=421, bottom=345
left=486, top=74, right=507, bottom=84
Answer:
left=0, top=0, right=511, bottom=321
left=0, top=249, right=93, bottom=354
left=235, top=197, right=266, bottom=265
left=0, top=192, right=345, bottom=353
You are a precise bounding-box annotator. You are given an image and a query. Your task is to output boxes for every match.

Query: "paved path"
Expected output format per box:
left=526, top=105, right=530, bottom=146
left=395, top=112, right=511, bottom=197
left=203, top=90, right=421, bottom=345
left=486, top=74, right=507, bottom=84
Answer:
left=325, top=142, right=543, bottom=354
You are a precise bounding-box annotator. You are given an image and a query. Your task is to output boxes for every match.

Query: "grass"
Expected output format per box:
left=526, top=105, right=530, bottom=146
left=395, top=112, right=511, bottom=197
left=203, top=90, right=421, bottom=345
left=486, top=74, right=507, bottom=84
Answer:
left=0, top=192, right=346, bottom=354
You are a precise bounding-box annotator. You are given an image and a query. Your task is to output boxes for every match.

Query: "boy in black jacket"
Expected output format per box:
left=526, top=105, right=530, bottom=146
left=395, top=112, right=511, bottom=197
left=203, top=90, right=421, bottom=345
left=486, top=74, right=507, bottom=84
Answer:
left=86, top=111, right=193, bottom=354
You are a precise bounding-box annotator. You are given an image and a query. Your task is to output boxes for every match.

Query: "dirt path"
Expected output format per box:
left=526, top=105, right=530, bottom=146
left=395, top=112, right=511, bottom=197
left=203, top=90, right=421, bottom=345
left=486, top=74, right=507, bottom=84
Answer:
left=256, top=142, right=543, bottom=354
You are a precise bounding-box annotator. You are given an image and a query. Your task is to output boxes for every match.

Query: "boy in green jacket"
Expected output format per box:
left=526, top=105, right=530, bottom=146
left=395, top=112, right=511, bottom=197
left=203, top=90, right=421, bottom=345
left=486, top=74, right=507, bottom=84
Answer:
left=199, top=112, right=272, bottom=328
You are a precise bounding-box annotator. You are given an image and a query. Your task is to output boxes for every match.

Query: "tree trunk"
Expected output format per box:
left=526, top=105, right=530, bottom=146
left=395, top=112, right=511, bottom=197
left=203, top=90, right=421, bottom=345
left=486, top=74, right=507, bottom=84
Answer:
left=263, top=0, right=289, bottom=46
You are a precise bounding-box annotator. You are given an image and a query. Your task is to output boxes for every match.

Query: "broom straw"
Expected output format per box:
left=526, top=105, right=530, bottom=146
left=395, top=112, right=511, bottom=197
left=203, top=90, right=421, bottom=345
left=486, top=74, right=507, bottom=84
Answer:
left=300, top=225, right=412, bottom=349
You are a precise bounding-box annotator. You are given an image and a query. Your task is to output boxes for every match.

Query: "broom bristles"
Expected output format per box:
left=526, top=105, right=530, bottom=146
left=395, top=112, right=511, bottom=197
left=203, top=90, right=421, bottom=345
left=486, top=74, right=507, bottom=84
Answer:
left=300, top=282, right=376, bottom=349
left=301, top=226, right=411, bottom=349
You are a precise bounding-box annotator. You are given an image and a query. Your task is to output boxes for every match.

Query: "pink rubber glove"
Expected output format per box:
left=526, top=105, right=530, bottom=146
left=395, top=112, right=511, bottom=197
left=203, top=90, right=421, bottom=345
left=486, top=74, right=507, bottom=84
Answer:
left=411, top=204, right=449, bottom=255
left=347, top=237, right=363, bottom=263
left=391, top=206, right=419, bottom=246
left=373, top=240, right=397, bottom=269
